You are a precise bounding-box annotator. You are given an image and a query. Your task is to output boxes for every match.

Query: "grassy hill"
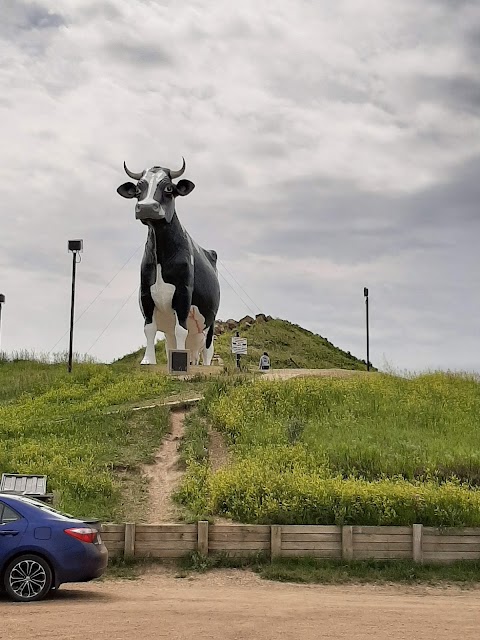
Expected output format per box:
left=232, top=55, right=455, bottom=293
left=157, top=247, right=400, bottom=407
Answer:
left=215, top=318, right=369, bottom=370
left=0, top=360, right=204, bottom=521
left=0, top=316, right=368, bottom=522
left=177, top=372, right=480, bottom=527
left=115, top=317, right=370, bottom=370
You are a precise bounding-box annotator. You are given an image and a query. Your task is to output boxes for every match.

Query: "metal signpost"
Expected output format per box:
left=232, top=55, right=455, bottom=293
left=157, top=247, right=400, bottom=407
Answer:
left=231, top=333, right=247, bottom=369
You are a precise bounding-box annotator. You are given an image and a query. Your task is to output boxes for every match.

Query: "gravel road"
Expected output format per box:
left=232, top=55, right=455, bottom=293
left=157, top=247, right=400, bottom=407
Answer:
left=2, top=568, right=479, bottom=640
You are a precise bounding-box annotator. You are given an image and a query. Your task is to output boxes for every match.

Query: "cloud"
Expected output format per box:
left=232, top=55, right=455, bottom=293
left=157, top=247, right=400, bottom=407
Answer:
left=77, top=2, right=123, bottom=22
left=0, top=0, right=479, bottom=372
left=244, top=152, right=480, bottom=263
left=2, top=0, right=66, bottom=35
left=411, top=75, right=480, bottom=115
left=103, top=41, right=173, bottom=67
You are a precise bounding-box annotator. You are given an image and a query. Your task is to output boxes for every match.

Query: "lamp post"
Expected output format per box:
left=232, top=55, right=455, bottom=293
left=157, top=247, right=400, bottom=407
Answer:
left=0, top=294, right=5, bottom=351
left=364, top=287, right=370, bottom=371
left=67, top=240, right=83, bottom=373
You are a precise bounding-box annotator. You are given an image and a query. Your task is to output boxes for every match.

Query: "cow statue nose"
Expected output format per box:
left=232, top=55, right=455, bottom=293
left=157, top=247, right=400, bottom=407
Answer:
left=136, top=202, right=160, bottom=214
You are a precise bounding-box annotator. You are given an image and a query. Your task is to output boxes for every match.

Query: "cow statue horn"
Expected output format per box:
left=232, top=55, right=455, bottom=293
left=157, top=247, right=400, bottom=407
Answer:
left=169, top=157, right=186, bottom=179
left=123, top=162, right=144, bottom=181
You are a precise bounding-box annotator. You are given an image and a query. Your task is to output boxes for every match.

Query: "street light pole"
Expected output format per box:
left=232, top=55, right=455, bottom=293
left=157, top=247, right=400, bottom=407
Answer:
left=0, top=294, right=5, bottom=352
left=67, top=240, right=83, bottom=373
left=364, top=287, right=370, bottom=371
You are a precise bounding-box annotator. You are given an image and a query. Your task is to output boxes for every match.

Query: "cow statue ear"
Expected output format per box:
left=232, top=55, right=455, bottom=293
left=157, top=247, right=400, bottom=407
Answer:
left=174, top=179, right=195, bottom=197
left=117, top=182, right=137, bottom=199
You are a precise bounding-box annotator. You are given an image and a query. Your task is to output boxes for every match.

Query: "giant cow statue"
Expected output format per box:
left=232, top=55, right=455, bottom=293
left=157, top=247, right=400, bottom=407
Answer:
left=117, top=159, right=220, bottom=366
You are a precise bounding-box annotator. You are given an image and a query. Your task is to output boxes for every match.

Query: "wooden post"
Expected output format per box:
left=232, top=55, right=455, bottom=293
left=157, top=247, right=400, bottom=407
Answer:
left=342, top=526, right=353, bottom=560
left=271, top=525, right=282, bottom=560
left=197, top=520, right=209, bottom=556
left=412, top=524, right=423, bottom=564
left=124, top=522, right=136, bottom=558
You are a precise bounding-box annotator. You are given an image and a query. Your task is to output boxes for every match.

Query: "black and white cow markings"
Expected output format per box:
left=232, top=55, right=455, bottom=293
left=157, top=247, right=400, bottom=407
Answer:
left=117, top=159, right=220, bottom=365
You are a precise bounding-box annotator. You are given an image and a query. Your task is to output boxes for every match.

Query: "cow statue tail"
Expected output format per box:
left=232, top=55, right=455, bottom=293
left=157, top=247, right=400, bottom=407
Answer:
left=206, top=323, right=214, bottom=349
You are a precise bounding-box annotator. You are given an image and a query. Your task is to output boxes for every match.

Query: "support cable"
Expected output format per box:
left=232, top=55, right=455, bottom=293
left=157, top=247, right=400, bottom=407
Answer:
left=85, top=285, right=139, bottom=355
left=48, top=244, right=143, bottom=354
left=217, top=268, right=258, bottom=318
left=55, top=251, right=262, bottom=357
left=87, top=267, right=257, bottom=358
left=217, top=258, right=263, bottom=315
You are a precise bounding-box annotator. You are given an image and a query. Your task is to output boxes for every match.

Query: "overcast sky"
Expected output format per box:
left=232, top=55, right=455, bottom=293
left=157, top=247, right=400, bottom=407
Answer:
left=1, top=0, right=479, bottom=372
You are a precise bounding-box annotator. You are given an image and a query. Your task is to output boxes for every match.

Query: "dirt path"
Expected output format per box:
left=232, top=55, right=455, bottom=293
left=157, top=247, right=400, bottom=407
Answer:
left=141, top=410, right=186, bottom=522
left=138, top=367, right=368, bottom=521
left=208, top=427, right=230, bottom=472
left=2, top=569, right=479, bottom=640
left=262, top=368, right=369, bottom=380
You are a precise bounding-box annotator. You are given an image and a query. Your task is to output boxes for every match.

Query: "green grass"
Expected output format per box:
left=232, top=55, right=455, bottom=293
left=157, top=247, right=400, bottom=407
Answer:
left=207, top=373, right=480, bottom=483
left=178, top=412, right=209, bottom=468
left=176, top=372, right=480, bottom=526
left=113, top=342, right=168, bottom=366
left=102, top=555, right=158, bottom=580
left=105, top=553, right=480, bottom=587
left=113, top=317, right=370, bottom=371
left=215, top=318, right=370, bottom=370
left=103, top=551, right=268, bottom=580
left=178, top=550, right=270, bottom=572
left=0, top=359, right=92, bottom=403
left=258, top=557, right=480, bottom=585
left=0, top=360, right=205, bottom=521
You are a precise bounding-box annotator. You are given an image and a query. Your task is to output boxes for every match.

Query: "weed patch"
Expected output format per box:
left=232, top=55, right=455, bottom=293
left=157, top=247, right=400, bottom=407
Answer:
left=177, top=373, right=480, bottom=526
left=258, top=557, right=480, bottom=586
left=0, top=362, right=204, bottom=520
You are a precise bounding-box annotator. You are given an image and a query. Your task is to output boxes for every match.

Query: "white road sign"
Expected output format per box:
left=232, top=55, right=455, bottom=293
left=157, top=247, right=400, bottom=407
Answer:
left=231, top=337, right=247, bottom=355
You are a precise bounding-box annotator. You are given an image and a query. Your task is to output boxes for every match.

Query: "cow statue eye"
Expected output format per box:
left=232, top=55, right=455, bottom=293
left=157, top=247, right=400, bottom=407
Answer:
left=164, top=185, right=173, bottom=194
left=135, top=185, right=141, bottom=196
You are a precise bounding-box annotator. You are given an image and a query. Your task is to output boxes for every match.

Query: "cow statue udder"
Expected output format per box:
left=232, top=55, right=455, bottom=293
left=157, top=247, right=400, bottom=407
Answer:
left=117, top=159, right=220, bottom=366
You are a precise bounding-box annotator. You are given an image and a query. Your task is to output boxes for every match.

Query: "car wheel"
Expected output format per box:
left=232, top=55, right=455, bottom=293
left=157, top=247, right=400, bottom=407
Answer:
left=4, top=555, right=53, bottom=602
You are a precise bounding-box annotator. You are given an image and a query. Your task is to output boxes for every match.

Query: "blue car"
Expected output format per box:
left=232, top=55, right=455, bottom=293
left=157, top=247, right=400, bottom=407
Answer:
left=0, top=493, right=108, bottom=602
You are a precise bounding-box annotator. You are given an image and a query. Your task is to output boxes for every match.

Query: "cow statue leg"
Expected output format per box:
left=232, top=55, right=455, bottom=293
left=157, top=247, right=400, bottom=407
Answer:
left=172, top=313, right=188, bottom=350
left=202, top=325, right=215, bottom=366
left=140, top=288, right=158, bottom=365
left=186, top=329, right=205, bottom=366
left=163, top=314, right=188, bottom=352
left=171, top=285, right=191, bottom=351
left=202, top=341, right=214, bottom=366
left=163, top=332, right=176, bottom=361
left=142, top=319, right=158, bottom=365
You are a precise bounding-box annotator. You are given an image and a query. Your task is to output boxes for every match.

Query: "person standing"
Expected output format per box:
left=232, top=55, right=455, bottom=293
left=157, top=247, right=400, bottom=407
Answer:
left=259, top=352, right=270, bottom=370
